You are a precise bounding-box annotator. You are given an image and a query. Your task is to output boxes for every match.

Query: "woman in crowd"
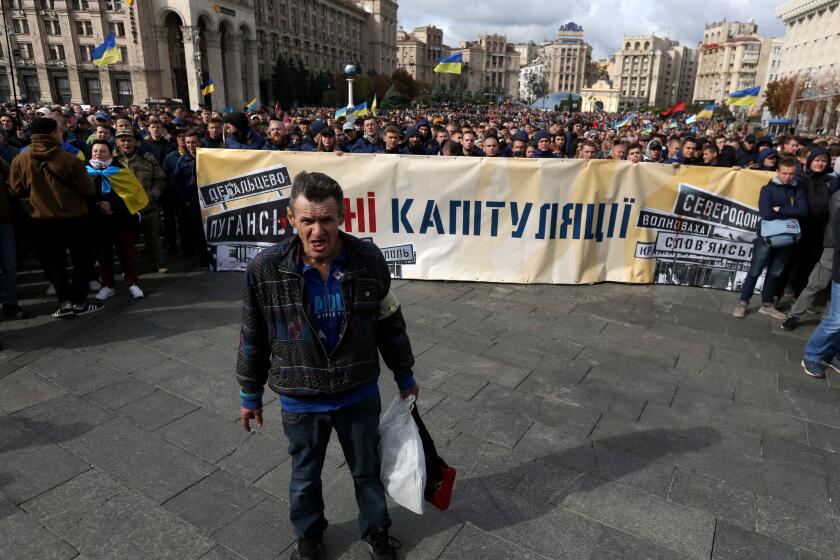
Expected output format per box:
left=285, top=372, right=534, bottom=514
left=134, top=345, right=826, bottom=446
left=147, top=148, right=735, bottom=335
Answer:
left=86, top=140, right=148, bottom=301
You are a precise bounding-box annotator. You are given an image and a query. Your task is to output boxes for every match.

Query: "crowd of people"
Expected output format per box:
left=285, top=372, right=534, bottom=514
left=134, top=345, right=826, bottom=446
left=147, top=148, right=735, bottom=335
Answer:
left=3, top=100, right=840, bottom=355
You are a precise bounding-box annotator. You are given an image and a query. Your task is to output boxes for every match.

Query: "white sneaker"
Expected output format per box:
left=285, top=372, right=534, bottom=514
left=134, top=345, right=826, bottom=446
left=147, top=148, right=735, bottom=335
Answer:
left=95, top=286, right=116, bottom=301
left=45, top=283, right=56, bottom=296
left=128, top=285, right=144, bottom=299
left=89, top=280, right=102, bottom=291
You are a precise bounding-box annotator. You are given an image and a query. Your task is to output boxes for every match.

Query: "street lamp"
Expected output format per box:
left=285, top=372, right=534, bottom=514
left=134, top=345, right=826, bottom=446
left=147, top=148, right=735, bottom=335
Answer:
left=192, top=28, right=204, bottom=109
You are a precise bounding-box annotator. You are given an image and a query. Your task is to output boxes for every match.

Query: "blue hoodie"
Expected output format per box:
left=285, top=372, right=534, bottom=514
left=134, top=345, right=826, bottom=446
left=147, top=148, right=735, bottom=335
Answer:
left=756, top=148, right=778, bottom=171
left=224, top=129, right=266, bottom=150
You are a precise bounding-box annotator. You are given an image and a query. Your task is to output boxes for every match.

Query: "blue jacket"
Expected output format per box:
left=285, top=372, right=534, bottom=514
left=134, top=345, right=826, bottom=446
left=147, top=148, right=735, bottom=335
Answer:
left=225, top=130, right=266, bottom=150
left=351, top=136, right=384, bottom=154
left=530, top=149, right=555, bottom=159
left=756, top=148, right=778, bottom=171
left=171, top=152, right=198, bottom=204
left=202, top=136, right=224, bottom=149
left=758, top=178, right=808, bottom=222
left=401, top=143, right=427, bottom=155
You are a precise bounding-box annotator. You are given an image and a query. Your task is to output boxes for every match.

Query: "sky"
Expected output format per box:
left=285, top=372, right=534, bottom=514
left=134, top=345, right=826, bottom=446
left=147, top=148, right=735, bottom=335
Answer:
left=396, top=1, right=786, bottom=59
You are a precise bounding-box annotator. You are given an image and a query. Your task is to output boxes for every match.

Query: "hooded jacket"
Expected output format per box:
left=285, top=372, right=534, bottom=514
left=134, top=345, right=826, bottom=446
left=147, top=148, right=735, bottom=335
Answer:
left=800, top=147, right=837, bottom=240
left=758, top=176, right=808, bottom=223
left=756, top=148, right=778, bottom=171
left=8, top=134, right=95, bottom=219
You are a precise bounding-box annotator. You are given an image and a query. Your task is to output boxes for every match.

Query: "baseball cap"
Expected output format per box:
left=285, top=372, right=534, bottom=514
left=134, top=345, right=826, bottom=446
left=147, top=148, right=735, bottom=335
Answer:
left=114, top=129, right=136, bottom=139
left=95, top=110, right=110, bottom=121
left=36, top=107, right=51, bottom=116
left=342, top=122, right=355, bottom=132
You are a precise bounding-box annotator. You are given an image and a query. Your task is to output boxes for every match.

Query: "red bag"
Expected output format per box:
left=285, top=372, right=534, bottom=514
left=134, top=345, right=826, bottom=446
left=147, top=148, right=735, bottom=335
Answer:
left=411, top=405, right=456, bottom=511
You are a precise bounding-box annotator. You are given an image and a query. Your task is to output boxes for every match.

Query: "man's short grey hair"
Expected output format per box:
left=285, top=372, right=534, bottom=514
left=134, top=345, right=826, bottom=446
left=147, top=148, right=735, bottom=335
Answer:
left=289, top=171, right=344, bottom=216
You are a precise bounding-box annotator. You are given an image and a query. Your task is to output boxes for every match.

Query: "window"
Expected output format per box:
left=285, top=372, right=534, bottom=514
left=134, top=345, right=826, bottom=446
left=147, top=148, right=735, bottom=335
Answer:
left=113, top=77, right=132, bottom=106
left=118, top=46, right=127, bottom=62
left=105, top=0, right=123, bottom=11
left=44, top=20, right=61, bottom=35
left=22, top=74, right=41, bottom=102
left=83, top=75, right=101, bottom=105
left=79, top=45, right=94, bottom=62
left=9, top=0, right=24, bottom=8
left=47, top=44, right=65, bottom=60
left=39, top=0, right=56, bottom=9
left=108, top=22, right=125, bottom=37
left=52, top=74, right=71, bottom=102
left=0, top=74, right=8, bottom=101
left=71, top=0, right=90, bottom=9
left=75, top=21, right=93, bottom=36
left=17, top=43, right=34, bottom=59
left=12, top=19, right=29, bottom=34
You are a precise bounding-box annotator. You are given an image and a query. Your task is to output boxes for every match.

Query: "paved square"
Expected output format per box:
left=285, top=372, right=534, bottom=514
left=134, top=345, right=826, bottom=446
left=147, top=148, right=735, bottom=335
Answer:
left=1, top=261, right=838, bottom=559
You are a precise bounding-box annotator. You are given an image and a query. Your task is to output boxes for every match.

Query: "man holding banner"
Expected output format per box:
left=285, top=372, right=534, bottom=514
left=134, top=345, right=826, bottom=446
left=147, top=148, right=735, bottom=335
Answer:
left=236, top=171, right=418, bottom=560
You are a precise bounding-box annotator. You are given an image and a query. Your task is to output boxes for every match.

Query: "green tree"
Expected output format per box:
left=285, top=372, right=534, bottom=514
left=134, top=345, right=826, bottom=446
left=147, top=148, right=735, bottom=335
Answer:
left=271, top=56, right=295, bottom=108
left=380, top=84, right=406, bottom=110
left=391, top=68, right=419, bottom=101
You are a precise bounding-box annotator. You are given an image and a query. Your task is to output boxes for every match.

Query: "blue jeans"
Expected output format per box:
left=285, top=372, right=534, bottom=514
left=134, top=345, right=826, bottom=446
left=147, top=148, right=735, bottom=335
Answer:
left=804, top=281, right=840, bottom=362
left=0, top=222, right=17, bottom=305
left=281, top=394, right=389, bottom=539
left=739, top=237, right=791, bottom=305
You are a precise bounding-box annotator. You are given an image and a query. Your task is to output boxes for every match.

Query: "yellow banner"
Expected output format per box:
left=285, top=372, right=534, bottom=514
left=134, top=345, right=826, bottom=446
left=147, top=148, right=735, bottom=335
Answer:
left=196, top=149, right=773, bottom=290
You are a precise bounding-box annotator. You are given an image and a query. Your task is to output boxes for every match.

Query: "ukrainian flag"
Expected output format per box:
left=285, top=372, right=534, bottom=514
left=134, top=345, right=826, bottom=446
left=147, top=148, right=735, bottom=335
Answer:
left=371, top=94, right=378, bottom=117
left=246, top=98, right=258, bottom=111
left=685, top=115, right=697, bottom=125
left=725, top=86, right=760, bottom=107
left=201, top=79, right=215, bottom=96
left=85, top=165, right=150, bottom=215
left=334, top=107, right=347, bottom=119
left=350, top=102, right=368, bottom=117
left=434, top=53, right=463, bottom=75
left=92, top=33, right=121, bottom=66
left=696, top=103, right=716, bottom=120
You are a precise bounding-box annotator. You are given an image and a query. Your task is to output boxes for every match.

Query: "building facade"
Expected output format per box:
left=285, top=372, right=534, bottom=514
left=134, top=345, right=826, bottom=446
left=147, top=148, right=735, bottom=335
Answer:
left=513, top=41, right=540, bottom=68
left=539, top=22, right=593, bottom=94
left=450, top=34, right=520, bottom=100
left=611, top=35, right=698, bottom=110
left=0, top=0, right=398, bottom=108
left=519, top=57, right=545, bottom=102
left=692, top=20, right=773, bottom=103
left=775, top=0, right=840, bottom=131
left=396, top=24, right=449, bottom=85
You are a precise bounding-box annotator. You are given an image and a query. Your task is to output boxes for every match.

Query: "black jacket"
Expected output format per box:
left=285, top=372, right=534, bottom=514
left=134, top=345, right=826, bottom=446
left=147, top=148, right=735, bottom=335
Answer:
left=236, top=232, right=415, bottom=398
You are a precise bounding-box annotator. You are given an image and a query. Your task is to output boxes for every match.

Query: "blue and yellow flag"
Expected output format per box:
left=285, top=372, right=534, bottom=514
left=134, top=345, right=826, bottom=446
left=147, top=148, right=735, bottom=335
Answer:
left=92, top=33, right=120, bottom=66
left=696, top=103, right=715, bottom=120
left=350, top=102, right=368, bottom=117
left=685, top=114, right=697, bottom=125
left=86, top=165, right=149, bottom=215
left=434, top=53, right=463, bottom=75
left=201, top=79, right=215, bottom=96
left=245, top=98, right=258, bottom=111
left=725, top=86, right=760, bottom=107
left=334, top=107, right=347, bottom=119
left=371, top=94, right=378, bottom=117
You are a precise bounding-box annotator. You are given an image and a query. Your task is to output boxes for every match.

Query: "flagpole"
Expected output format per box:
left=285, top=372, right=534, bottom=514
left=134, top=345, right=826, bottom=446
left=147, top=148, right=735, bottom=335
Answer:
left=344, top=63, right=357, bottom=109
left=0, top=1, right=19, bottom=108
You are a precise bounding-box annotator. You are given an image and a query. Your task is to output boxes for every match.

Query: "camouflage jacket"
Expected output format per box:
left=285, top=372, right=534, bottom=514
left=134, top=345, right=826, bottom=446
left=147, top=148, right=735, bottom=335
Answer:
left=117, top=150, right=165, bottom=213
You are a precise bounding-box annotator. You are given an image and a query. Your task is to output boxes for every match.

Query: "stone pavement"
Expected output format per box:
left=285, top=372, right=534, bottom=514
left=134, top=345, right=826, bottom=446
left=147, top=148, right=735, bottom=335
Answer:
left=1, top=259, right=840, bottom=560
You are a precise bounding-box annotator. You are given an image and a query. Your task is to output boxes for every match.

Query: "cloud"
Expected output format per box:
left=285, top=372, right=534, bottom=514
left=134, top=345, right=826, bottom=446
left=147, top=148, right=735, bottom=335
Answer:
left=397, top=1, right=785, bottom=58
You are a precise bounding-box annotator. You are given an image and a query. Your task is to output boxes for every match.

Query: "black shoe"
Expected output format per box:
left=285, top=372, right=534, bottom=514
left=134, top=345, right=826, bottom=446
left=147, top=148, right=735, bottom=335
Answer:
left=52, top=302, right=74, bottom=318
left=781, top=316, right=799, bottom=331
left=364, top=528, right=400, bottom=560
left=72, top=301, right=104, bottom=316
left=2, top=305, right=31, bottom=320
left=289, top=536, right=325, bottom=560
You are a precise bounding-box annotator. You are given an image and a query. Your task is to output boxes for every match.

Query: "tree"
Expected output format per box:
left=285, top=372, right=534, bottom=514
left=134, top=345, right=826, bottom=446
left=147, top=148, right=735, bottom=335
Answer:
left=380, top=84, right=406, bottom=110
left=765, top=77, right=796, bottom=117
left=431, top=82, right=448, bottom=101
left=526, top=73, right=548, bottom=104
left=391, top=68, right=419, bottom=101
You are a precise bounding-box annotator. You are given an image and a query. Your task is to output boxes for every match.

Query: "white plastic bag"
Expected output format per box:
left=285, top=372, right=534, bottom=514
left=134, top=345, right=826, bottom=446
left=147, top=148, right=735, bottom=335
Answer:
left=378, top=395, right=426, bottom=514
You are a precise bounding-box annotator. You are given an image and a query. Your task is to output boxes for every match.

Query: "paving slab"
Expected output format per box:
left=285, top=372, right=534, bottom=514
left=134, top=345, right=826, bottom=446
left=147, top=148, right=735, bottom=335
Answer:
left=116, top=388, right=199, bottom=431
left=11, top=393, right=112, bottom=444
left=756, top=494, right=840, bottom=558
left=0, top=496, right=78, bottom=560
left=156, top=408, right=251, bottom=463
left=62, top=418, right=216, bottom=504
left=0, top=367, right=66, bottom=413
left=711, top=521, right=823, bottom=560
left=213, top=496, right=295, bottom=560
left=22, top=469, right=215, bottom=560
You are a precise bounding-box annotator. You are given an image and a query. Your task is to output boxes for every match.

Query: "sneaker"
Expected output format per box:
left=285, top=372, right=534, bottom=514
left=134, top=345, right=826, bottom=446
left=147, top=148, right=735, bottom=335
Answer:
left=364, top=528, right=400, bottom=560
left=95, top=286, right=116, bottom=301
left=781, top=316, right=799, bottom=331
left=824, top=356, right=840, bottom=374
left=45, top=283, right=56, bottom=296
left=72, top=301, right=104, bottom=316
left=759, top=305, right=786, bottom=320
left=733, top=302, right=748, bottom=318
left=52, top=301, right=74, bottom=318
left=89, top=280, right=102, bottom=292
left=128, top=284, right=144, bottom=299
left=289, top=536, right=325, bottom=560
left=802, top=360, right=827, bottom=378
